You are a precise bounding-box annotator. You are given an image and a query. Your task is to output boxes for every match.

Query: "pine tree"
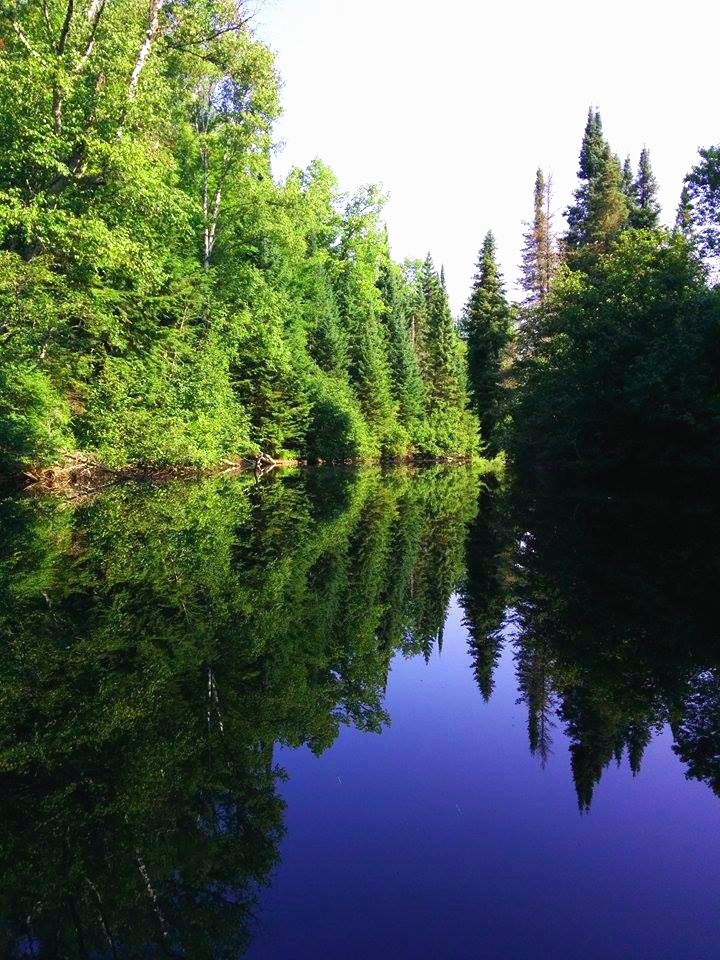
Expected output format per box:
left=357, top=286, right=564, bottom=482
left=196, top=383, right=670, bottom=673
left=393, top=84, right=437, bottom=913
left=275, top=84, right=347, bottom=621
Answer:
left=307, top=270, right=348, bottom=377
left=565, top=108, right=607, bottom=248
left=461, top=232, right=513, bottom=449
left=675, top=184, right=695, bottom=238
left=586, top=144, right=630, bottom=249
left=422, top=255, right=465, bottom=411
left=631, top=147, right=661, bottom=228
left=520, top=167, right=556, bottom=306
left=376, top=255, right=425, bottom=428
left=565, top=109, right=630, bottom=254
left=621, top=155, right=635, bottom=200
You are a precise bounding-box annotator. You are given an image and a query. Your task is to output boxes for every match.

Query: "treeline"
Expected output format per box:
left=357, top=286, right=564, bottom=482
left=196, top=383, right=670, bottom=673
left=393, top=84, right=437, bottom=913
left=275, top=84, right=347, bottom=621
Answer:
left=464, top=108, right=720, bottom=476
left=0, top=0, right=477, bottom=475
left=0, top=465, right=480, bottom=956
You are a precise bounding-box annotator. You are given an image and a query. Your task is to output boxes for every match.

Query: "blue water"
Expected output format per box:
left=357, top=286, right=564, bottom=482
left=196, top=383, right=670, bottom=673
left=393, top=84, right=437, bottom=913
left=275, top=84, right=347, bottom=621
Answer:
left=2, top=470, right=719, bottom=958
left=248, top=600, right=720, bottom=960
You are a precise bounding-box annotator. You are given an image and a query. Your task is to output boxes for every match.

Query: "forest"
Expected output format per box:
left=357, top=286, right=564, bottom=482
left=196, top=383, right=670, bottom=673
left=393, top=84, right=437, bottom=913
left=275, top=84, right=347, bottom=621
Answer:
left=0, top=1, right=719, bottom=478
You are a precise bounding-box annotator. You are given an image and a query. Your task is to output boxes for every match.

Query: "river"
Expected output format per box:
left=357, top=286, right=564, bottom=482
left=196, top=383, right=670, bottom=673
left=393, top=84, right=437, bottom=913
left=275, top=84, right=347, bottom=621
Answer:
left=1, top=466, right=718, bottom=958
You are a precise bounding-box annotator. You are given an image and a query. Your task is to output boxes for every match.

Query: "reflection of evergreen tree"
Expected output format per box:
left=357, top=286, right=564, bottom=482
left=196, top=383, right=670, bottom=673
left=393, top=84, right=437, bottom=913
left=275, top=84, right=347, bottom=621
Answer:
left=515, top=633, right=557, bottom=767
left=402, top=467, right=481, bottom=660
left=458, top=485, right=513, bottom=701
left=506, top=484, right=720, bottom=809
left=673, top=669, right=720, bottom=797
left=0, top=465, right=483, bottom=956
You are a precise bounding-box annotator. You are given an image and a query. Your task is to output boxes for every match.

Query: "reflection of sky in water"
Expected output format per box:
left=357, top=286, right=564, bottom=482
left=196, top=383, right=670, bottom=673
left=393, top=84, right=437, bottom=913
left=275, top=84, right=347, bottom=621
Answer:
left=249, top=598, right=720, bottom=960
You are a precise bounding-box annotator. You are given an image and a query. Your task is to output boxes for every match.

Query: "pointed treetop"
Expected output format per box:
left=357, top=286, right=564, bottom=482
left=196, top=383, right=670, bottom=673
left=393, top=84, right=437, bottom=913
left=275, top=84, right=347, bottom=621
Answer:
left=675, top=184, right=694, bottom=237
left=578, top=107, right=605, bottom=181
left=621, top=155, right=634, bottom=198
left=631, top=146, right=661, bottom=228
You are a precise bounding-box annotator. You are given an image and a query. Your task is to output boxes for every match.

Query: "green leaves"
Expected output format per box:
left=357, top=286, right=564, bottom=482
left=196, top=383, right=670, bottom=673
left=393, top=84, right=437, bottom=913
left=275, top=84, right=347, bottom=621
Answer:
left=0, top=0, right=476, bottom=474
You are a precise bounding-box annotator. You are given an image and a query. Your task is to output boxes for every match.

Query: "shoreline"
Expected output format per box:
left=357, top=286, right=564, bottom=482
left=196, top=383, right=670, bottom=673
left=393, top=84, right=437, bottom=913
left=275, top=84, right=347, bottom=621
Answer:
left=7, top=451, right=497, bottom=498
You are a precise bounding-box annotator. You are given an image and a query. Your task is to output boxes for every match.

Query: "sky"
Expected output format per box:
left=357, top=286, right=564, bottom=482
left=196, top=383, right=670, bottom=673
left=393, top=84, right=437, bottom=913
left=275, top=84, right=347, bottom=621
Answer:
left=255, top=0, right=720, bottom=311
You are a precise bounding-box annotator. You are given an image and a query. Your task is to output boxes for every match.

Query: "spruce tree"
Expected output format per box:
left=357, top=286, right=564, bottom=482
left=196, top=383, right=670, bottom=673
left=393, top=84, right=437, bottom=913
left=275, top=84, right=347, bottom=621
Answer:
left=376, top=255, right=425, bottom=429
left=586, top=144, right=630, bottom=249
left=621, top=156, right=635, bottom=200
left=565, top=109, right=630, bottom=255
left=631, top=147, right=661, bottom=228
left=565, top=108, right=607, bottom=248
left=675, top=184, right=695, bottom=238
left=461, top=232, right=513, bottom=450
left=307, top=270, right=348, bottom=377
left=521, top=167, right=556, bottom=306
left=422, top=255, right=465, bottom=411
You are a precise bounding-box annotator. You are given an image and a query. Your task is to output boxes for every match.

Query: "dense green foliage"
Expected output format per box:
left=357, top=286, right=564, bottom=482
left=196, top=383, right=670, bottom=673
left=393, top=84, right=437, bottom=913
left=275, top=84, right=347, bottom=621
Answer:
left=0, top=1, right=477, bottom=474
left=504, top=108, right=720, bottom=476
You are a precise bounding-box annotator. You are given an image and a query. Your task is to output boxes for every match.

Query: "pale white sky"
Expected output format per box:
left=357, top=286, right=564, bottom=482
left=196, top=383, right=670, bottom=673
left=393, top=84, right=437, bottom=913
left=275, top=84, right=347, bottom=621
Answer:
left=256, top=0, right=720, bottom=311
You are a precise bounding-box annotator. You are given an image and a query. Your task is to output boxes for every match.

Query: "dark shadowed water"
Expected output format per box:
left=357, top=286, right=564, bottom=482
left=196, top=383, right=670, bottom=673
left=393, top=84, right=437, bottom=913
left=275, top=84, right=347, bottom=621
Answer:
left=0, top=466, right=718, bottom=958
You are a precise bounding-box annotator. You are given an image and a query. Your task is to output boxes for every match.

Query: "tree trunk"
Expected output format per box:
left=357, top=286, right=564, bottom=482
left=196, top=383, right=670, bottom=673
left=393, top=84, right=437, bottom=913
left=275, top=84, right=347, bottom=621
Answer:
left=129, top=0, right=165, bottom=96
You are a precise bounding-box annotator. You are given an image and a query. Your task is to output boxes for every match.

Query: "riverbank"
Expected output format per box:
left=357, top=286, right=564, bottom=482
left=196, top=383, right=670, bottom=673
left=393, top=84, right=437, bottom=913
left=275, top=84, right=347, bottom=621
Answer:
left=11, top=450, right=504, bottom=497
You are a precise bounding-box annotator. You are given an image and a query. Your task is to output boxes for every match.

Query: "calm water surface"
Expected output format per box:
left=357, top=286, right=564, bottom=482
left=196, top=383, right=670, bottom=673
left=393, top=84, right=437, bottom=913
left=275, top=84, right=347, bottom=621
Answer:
left=0, top=466, right=718, bottom=958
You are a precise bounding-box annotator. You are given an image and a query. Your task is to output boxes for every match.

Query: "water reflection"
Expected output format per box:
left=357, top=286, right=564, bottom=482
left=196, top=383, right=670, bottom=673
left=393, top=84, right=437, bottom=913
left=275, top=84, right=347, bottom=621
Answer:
left=0, top=467, right=718, bottom=956
left=459, top=485, right=720, bottom=809
left=0, top=466, right=479, bottom=957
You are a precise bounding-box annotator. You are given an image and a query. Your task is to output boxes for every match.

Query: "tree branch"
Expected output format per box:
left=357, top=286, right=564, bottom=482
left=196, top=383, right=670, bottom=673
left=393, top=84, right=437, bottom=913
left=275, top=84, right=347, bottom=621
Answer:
left=57, top=0, right=74, bottom=55
left=11, top=21, right=45, bottom=61
left=42, top=0, right=54, bottom=46
left=161, top=19, right=250, bottom=51
left=75, top=0, right=106, bottom=71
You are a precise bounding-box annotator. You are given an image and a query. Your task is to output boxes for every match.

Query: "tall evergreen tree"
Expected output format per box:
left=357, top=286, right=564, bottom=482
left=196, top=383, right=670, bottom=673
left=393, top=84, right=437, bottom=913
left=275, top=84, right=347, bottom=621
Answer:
left=520, top=167, right=556, bottom=306
left=565, top=108, right=607, bottom=249
left=376, top=253, right=425, bottom=429
left=631, top=147, right=661, bottom=228
left=621, top=155, right=635, bottom=201
left=565, top=109, right=629, bottom=255
left=586, top=143, right=630, bottom=250
left=461, top=232, right=513, bottom=450
left=422, top=255, right=465, bottom=411
left=675, top=184, right=695, bottom=238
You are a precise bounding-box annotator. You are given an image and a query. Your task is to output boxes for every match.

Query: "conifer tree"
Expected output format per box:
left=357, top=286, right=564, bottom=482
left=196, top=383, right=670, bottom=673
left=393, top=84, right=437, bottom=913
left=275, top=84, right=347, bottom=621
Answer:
left=565, top=109, right=630, bottom=255
left=421, top=255, right=464, bottom=410
left=520, top=168, right=556, bottom=306
left=675, top=185, right=695, bottom=238
left=621, top=156, right=635, bottom=200
left=307, top=270, right=348, bottom=377
left=376, top=255, right=425, bottom=429
left=565, top=108, right=607, bottom=249
left=631, top=147, right=661, bottom=228
left=586, top=144, right=630, bottom=249
left=461, top=232, right=513, bottom=449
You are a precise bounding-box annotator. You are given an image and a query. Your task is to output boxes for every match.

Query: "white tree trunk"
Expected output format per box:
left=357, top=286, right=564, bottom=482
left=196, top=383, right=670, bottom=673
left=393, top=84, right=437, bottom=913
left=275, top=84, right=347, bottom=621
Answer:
left=128, top=0, right=165, bottom=97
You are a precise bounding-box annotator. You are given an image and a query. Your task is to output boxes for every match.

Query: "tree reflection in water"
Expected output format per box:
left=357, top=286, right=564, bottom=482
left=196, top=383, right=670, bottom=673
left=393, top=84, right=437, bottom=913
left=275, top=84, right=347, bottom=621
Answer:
left=0, top=467, right=718, bottom=955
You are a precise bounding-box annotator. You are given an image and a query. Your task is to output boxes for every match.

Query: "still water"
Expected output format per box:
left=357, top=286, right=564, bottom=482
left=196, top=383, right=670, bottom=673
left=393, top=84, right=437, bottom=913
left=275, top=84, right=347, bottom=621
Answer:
left=0, top=466, right=718, bottom=958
